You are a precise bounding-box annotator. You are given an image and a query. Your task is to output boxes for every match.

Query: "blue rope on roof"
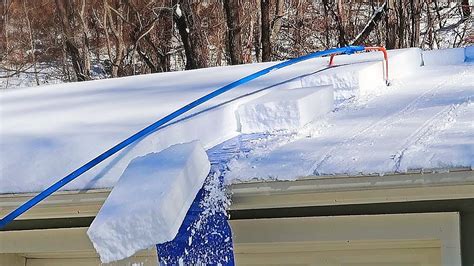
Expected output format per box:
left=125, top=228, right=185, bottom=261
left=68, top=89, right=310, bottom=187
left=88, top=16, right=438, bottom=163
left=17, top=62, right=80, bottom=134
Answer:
left=0, top=45, right=365, bottom=229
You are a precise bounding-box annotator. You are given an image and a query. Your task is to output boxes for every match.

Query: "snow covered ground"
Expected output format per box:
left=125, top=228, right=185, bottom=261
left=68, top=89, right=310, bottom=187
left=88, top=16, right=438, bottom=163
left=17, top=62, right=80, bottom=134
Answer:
left=0, top=47, right=473, bottom=194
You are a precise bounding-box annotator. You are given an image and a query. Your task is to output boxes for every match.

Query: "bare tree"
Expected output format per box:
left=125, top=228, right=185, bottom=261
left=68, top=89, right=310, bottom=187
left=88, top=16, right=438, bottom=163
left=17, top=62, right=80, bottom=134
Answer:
left=224, top=0, right=243, bottom=65
left=55, top=0, right=91, bottom=81
left=173, top=0, right=208, bottom=69
left=22, top=0, right=39, bottom=85
left=385, top=0, right=397, bottom=49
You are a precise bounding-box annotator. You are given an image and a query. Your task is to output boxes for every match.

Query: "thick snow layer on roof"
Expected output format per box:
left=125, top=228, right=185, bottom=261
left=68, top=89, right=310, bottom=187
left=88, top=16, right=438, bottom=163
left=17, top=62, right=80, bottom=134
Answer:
left=0, top=47, right=472, bottom=194
left=226, top=64, right=474, bottom=181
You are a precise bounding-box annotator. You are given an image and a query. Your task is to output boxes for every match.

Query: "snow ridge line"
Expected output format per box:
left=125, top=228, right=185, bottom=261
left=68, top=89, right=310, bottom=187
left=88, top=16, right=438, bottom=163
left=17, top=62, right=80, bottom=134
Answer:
left=392, top=98, right=472, bottom=172
left=311, top=69, right=470, bottom=175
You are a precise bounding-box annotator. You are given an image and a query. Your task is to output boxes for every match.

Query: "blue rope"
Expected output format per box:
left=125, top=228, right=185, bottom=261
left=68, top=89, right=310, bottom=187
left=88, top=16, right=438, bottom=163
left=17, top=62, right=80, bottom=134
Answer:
left=0, top=45, right=364, bottom=229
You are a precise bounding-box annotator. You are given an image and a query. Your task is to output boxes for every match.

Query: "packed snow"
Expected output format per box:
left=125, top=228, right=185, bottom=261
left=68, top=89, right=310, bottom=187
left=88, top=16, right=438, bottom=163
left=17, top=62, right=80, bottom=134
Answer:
left=237, top=85, right=334, bottom=133
left=87, top=141, right=210, bottom=263
left=0, top=47, right=473, bottom=194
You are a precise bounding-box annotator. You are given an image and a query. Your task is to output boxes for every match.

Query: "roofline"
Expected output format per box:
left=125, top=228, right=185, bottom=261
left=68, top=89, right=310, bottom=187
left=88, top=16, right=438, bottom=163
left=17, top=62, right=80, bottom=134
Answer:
left=0, top=169, right=473, bottom=220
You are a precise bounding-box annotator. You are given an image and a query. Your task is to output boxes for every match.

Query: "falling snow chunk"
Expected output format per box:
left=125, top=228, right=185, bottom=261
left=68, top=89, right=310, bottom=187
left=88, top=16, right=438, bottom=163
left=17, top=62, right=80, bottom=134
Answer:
left=237, top=86, right=334, bottom=133
left=87, top=141, right=210, bottom=263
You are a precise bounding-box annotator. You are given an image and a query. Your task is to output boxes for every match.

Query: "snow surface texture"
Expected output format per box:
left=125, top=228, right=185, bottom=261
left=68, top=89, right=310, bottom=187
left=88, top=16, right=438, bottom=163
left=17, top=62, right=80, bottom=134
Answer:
left=238, top=86, right=334, bottom=133
left=87, top=141, right=210, bottom=263
left=226, top=64, right=474, bottom=182
left=423, top=47, right=465, bottom=66
left=0, top=47, right=472, bottom=194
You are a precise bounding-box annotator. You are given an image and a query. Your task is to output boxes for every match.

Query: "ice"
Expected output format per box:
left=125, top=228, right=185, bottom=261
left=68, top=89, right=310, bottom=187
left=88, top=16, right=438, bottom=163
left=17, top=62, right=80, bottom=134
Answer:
left=237, top=86, right=334, bottom=133
left=422, top=47, right=465, bottom=66
left=87, top=141, right=210, bottom=263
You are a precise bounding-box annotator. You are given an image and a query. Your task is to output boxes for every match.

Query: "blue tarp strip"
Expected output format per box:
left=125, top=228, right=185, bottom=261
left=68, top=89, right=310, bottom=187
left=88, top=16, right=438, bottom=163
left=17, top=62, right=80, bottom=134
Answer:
left=0, top=45, right=365, bottom=229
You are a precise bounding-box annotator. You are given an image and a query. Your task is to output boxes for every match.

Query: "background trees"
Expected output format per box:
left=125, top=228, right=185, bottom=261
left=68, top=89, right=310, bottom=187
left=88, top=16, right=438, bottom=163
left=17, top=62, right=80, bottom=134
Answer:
left=1, top=0, right=472, bottom=88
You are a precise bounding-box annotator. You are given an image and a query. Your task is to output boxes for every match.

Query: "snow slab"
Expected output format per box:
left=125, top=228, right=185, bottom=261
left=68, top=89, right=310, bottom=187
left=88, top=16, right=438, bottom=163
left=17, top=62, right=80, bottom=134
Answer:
left=237, top=86, right=334, bottom=133
left=87, top=141, right=210, bottom=263
left=299, top=48, right=422, bottom=100
left=422, top=47, right=465, bottom=66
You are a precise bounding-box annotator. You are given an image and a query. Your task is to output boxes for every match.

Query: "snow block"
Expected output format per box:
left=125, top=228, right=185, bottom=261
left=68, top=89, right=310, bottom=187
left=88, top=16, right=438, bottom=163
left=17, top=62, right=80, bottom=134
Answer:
left=387, top=48, right=423, bottom=79
left=465, top=46, right=474, bottom=62
left=87, top=141, right=211, bottom=263
left=237, top=86, right=334, bottom=133
left=422, top=47, right=465, bottom=66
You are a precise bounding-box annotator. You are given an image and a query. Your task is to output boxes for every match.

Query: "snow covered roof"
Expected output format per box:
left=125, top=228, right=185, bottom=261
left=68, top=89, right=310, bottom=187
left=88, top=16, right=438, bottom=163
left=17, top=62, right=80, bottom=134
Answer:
left=1, top=47, right=473, bottom=194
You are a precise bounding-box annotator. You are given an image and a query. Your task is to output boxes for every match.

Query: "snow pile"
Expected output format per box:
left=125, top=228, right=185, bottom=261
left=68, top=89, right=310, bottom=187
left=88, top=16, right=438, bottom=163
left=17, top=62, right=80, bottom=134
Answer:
left=237, top=86, right=334, bottom=133
left=87, top=141, right=210, bottom=263
left=422, top=47, right=465, bottom=66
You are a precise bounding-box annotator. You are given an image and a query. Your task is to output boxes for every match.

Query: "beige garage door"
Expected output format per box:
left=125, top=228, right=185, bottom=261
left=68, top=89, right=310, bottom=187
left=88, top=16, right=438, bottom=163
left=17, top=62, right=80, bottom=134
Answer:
left=231, top=213, right=460, bottom=266
left=1, top=213, right=460, bottom=266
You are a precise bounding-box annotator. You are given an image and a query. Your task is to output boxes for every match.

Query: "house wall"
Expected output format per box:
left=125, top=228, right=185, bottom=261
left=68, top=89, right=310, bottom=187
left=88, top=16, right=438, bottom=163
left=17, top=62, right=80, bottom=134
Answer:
left=0, top=213, right=460, bottom=266
left=1, top=171, right=472, bottom=265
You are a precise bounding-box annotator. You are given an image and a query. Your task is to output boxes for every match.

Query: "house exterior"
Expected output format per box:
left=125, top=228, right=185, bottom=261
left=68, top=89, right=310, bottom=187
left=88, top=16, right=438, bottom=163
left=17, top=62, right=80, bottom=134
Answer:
left=1, top=170, right=473, bottom=265
left=1, top=46, right=473, bottom=265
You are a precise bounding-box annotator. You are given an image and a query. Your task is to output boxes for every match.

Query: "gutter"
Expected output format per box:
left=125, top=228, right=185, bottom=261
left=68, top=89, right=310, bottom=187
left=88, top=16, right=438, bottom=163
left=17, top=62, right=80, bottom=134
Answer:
left=1, top=169, right=473, bottom=221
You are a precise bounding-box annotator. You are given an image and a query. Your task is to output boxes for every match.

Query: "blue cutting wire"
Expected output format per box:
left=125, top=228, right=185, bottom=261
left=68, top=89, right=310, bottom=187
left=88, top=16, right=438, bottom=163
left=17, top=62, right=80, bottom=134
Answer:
left=0, top=46, right=365, bottom=229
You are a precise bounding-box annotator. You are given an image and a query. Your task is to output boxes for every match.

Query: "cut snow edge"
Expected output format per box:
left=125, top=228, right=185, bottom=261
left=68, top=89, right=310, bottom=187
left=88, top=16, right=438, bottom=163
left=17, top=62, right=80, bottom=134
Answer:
left=87, top=140, right=210, bottom=263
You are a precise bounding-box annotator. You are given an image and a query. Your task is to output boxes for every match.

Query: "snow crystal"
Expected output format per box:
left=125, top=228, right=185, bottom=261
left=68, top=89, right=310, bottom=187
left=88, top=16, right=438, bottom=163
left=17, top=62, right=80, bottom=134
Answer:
left=87, top=141, right=210, bottom=263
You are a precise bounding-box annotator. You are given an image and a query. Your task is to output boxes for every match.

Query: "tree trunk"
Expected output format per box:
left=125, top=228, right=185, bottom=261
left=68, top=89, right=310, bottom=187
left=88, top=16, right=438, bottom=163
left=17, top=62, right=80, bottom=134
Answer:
left=253, top=0, right=262, bottom=62
left=55, top=0, right=90, bottom=81
left=410, top=0, right=421, bottom=47
left=23, top=0, right=39, bottom=85
left=351, top=2, right=387, bottom=45
left=335, top=0, right=347, bottom=46
left=461, top=0, right=471, bottom=18
left=271, top=0, right=284, bottom=41
left=224, top=0, right=243, bottom=65
left=173, top=0, right=208, bottom=70
left=261, top=0, right=272, bottom=61
left=385, top=0, right=397, bottom=49
left=294, top=0, right=304, bottom=55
